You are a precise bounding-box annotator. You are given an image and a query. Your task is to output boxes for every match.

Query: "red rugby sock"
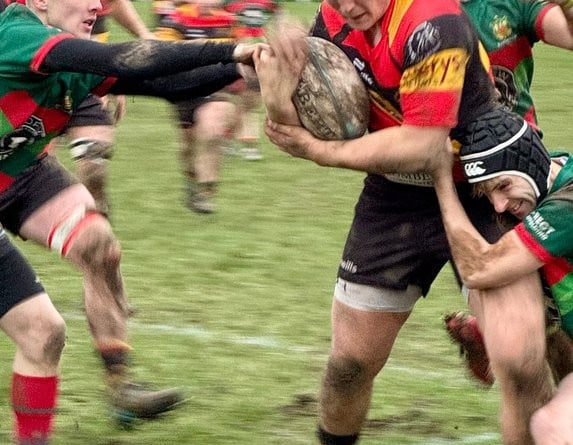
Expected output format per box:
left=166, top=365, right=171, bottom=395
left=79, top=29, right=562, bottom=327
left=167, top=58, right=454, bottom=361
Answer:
left=11, top=373, right=58, bottom=444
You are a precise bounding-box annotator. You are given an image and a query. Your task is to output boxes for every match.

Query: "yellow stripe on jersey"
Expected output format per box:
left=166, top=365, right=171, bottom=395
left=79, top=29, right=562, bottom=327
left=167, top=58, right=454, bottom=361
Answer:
left=387, top=0, right=415, bottom=46
left=478, top=41, right=491, bottom=73
left=92, top=31, right=110, bottom=43
left=400, top=47, right=469, bottom=93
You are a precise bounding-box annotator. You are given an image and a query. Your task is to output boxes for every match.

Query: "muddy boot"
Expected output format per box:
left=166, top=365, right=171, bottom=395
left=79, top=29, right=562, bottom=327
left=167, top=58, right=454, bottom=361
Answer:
left=100, top=342, right=184, bottom=426
left=185, top=180, right=217, bottom=214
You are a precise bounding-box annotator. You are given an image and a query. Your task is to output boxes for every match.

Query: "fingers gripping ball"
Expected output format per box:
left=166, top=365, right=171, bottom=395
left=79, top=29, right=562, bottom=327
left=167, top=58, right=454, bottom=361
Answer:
left=293, top=37, right=369, bottom=140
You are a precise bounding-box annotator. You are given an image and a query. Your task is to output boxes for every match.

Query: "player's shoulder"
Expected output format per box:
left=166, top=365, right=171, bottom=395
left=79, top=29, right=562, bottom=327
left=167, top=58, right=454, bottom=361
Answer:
left=543, top=154, right=573, bottom=205
left=0, top=3, right=38, bottom=34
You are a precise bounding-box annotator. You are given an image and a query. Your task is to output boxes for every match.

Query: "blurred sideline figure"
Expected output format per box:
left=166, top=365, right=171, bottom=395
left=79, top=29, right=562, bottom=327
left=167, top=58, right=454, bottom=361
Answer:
left=0, top=0, right=261, bottom=441
left=445, top=0, right=573, bottom=389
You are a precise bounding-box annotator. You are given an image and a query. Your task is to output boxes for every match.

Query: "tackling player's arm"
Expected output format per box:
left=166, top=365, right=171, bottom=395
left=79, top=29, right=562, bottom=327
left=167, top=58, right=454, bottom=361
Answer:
left=39, top=38, right=261, bottom=100
left=431, top=162, right=544, bottom=289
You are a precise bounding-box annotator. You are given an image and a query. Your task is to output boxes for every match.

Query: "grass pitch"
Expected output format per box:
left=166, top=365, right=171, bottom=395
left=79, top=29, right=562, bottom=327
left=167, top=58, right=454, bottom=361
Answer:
left=0, top=2, right=572, bottom=444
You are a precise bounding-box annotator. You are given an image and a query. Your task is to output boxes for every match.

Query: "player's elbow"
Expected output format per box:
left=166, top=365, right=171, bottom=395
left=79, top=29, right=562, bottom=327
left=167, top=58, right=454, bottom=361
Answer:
left=460, top=268, right=509, bottom=290
left=461, top=273, right=489, bottom=290
left=455, top=260, right=494, bottom=289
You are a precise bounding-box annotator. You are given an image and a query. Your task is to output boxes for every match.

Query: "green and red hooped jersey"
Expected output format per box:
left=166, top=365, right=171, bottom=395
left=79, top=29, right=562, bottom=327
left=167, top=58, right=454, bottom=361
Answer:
left=515, top=153, right=573, bottom=338
left=0, top=4, right=115, bottom=192
left=461, top=0, right=556, bottom=131
left=223, top=0, right=279, bottom=39
left=310, top=0, right=496, bottom=181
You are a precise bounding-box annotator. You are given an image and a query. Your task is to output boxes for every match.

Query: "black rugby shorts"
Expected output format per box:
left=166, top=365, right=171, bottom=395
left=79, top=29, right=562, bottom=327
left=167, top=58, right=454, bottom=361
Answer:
left=0, top=156, right=78, bottom=234
left=337, top=174, right=503, bottom=296
left=0, top=229, right=45, bottom=318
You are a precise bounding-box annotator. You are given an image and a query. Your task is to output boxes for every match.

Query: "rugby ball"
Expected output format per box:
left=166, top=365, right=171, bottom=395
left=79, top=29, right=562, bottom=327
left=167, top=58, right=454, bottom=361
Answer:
left=293, top=37, right=369, bottom=140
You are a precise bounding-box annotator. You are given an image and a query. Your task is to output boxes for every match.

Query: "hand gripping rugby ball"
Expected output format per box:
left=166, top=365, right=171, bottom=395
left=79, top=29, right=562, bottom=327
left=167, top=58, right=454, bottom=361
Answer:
left=293, top=37, right=369, bottom=140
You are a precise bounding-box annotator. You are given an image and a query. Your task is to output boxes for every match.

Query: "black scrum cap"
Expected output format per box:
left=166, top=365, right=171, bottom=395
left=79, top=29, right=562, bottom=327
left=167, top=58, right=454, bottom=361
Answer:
left=458, top=109, right=551, bottom=201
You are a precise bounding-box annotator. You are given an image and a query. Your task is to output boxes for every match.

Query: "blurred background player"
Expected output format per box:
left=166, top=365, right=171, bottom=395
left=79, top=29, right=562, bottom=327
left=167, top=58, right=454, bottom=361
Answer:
left=446, top=0, right=573, bottom=387
left=223, top=0, right=279, bottom=161
left=64, top=0, right=157, bottom=216
left=154, top=0, right=242, bottom=214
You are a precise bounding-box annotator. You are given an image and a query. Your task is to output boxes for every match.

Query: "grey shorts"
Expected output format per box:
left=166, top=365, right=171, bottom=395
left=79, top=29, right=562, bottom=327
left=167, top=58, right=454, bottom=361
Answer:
left=0, top=155, right=78, bottom=235
left=334, top=277, right=422, bottom=312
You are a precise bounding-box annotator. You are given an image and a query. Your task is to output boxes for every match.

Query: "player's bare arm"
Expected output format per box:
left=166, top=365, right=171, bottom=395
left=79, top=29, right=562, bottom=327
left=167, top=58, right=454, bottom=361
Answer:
left=542, top=1, right=573, bottom=49
left=432, top=167, right=544, bottom=289
left=107, top=0, right=156, bottom=39
left=266, top=120, right=451, bottom=175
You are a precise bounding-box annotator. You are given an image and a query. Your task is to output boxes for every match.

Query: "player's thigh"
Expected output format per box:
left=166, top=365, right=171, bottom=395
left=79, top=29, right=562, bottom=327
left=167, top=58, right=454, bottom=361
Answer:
left=331, top=279, right=416, bottom=372
left=0, top=230, right=64, bottom=348
left=0, top=156, right=94, bottom=241
left=0, top=230, right=46, bottom=321
left=194, top=99, right=237, bottom=135
left=338, top=176, right=450, bottom=294
left=470, top=272, right=546, bottom=359
left=65, top=94, right=114, bottom=142
left=11, top=158, right=96, bottom=245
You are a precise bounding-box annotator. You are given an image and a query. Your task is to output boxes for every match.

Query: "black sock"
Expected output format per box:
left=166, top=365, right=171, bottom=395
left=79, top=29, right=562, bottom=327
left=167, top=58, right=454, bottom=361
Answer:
left=316, top=426, right=359, bottom=445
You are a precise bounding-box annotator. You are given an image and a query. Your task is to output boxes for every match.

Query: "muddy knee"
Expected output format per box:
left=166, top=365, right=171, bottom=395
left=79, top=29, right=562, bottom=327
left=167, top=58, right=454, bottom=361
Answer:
left=323, top=356, right=369, bottom=396
left=25, top=318, right=66, bottom=369
left=79, top=226, right=121, bottom=272
left=49, top=209, right=121, bottom=271
left=43, top=321, right=66, bottom=367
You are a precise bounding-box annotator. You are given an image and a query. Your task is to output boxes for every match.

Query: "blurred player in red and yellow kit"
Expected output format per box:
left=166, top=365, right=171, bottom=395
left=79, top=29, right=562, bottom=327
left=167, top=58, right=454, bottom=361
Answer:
left=222, top=0, right=278, bottom=161
left=154, top=0, right=276, bottom=212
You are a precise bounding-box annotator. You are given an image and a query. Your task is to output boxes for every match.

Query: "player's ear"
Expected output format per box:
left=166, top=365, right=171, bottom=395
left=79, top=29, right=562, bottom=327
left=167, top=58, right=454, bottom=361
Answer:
left=29, top=0, right=48, bottom=12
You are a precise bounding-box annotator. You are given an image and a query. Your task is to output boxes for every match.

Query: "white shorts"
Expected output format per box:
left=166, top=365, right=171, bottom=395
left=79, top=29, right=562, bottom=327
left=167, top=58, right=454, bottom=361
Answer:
left=334, top=277, right=422, bottom=312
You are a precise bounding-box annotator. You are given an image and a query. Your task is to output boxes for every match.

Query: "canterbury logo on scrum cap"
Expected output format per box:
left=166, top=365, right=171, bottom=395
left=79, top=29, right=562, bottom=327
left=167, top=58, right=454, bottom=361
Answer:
left=460, top=120, right=528, bottom=183
left=463, top=161, right=486, bottom=177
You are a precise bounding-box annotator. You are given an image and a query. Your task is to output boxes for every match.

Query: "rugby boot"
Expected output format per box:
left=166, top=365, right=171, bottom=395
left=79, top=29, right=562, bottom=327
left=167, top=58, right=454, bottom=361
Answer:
left=185, top=181, right=216, bottom=214
left=108, top=379, right=184, bottom=419
left=444, top=312, right=495, bottom=387
left=99, top=342, right=184, bottom=423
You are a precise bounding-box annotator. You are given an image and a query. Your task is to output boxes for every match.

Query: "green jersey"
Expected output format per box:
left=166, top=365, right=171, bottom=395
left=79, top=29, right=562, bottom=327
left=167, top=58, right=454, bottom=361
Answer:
left=0, top=4, right=112, bottom=192
left=461, top=0, right=556, bottom=129
left=515, top=153, right=573, bottom=338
